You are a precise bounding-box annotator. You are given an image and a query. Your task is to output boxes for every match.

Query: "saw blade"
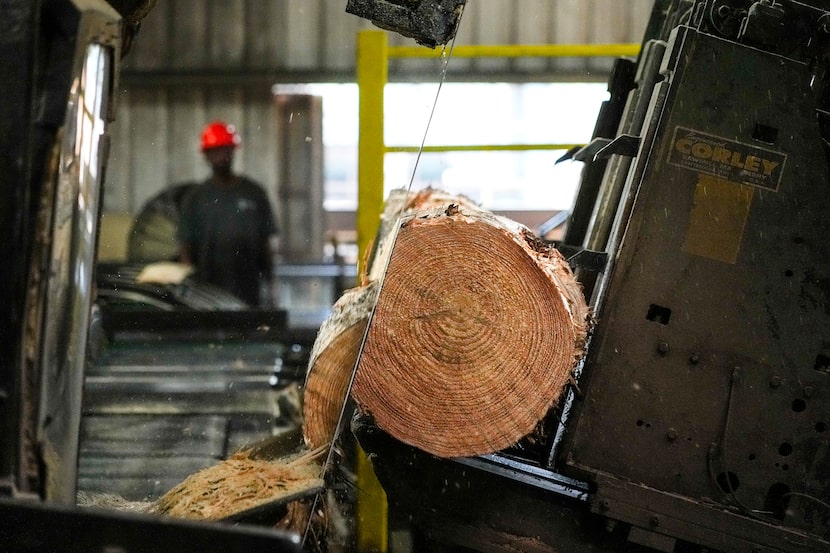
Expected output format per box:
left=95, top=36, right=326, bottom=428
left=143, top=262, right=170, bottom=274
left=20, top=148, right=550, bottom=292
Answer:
left=302, top=4, right=466, bottom=546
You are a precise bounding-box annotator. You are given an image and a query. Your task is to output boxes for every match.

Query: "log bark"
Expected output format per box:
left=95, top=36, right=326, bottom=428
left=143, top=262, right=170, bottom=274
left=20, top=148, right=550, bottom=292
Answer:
left=303, top=189, right=590, bottom=458
left=302, top=282, right=377, bottom=448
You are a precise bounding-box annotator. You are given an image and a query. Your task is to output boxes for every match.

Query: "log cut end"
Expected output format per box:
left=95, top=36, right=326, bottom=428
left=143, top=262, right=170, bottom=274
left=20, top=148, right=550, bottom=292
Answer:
left=352, top=206, right=590, bottom=458
left=302, top=191, right=590, bottom=459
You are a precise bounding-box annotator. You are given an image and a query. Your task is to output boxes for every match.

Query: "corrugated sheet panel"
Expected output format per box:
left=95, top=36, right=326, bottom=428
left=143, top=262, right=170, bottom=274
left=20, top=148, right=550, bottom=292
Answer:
left=124, top=0, right=655, bottom=80
left=105, top=85, right=279, bottom=217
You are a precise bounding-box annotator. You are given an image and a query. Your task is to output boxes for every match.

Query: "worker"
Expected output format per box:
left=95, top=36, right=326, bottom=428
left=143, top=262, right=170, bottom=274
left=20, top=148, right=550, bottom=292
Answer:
left=177, top=121, right=278, bottom=307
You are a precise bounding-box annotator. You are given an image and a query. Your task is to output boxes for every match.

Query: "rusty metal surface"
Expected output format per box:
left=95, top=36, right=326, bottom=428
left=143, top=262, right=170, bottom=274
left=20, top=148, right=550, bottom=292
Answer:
left=0, top=0, right=40, bottom=498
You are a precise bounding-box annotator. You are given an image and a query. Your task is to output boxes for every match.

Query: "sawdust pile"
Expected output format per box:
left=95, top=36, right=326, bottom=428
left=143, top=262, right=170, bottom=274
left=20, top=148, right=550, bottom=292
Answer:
left=76, top=491, right=153, bottom=513
left=151, top=446, right=325, bottom=521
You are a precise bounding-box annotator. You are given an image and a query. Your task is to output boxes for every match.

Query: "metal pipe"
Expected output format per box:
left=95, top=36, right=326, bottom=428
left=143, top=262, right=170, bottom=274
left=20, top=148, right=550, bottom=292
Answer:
left=388, top=43, right=641, bottom=59
left=385, top=143, right=582, bottom=153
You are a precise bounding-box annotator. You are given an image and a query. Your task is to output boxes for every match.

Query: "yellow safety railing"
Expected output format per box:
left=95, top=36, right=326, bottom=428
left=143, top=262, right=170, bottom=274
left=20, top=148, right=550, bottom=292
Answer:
left=354, top=30, right=640, bottom=553
left=356, top=30, right=641, bottom=268
left=389, top=42, right=642, bottom=59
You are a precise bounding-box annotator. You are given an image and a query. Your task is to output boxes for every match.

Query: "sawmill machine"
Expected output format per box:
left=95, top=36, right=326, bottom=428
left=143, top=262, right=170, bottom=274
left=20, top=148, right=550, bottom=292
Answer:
left=0, top=1, right=302, bottom=551
left=0, top=1, right=827, bottom=552
left=347, top=1, right=830, bottom=552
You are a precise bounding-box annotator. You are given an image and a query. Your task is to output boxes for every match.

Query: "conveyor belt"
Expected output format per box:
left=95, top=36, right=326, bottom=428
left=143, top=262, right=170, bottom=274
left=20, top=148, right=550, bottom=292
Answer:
left=78, top=339, right=303, bottom=502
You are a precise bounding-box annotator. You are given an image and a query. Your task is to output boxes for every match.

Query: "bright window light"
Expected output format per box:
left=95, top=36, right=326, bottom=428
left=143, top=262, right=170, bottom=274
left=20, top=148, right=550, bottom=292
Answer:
left=277, top=82, right=609, bottom=212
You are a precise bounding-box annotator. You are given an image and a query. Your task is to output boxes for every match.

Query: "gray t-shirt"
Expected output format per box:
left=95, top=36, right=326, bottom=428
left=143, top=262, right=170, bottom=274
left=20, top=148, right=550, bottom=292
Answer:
left=178, top=177, right=276, bottom=305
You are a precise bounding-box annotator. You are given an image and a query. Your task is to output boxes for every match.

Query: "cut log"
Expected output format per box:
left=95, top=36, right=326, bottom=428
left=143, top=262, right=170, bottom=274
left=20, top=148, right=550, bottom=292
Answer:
left=302, top=188, right=478, bottom=448
left=303, top=189, right=590, bottom=458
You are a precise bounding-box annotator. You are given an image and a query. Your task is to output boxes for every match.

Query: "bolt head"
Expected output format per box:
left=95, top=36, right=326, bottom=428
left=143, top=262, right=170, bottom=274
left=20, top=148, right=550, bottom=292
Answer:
left=650, top=515, right=660, bottom=527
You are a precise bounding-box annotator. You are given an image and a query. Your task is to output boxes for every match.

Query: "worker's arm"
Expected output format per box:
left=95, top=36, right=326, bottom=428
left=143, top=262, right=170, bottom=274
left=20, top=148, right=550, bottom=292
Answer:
left=179, top=243, right=194, bottom=266
left=259, top=234, right=278, bottom=307
left=260, top=242, right=273, bottom=281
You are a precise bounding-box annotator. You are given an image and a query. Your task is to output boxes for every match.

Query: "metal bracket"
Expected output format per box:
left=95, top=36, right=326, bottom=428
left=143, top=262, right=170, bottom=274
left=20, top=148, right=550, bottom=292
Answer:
left=554, top=146, right=582, bottom=164
left=572, top=138, right=612, bottom=162
left=345, top=0, right=466, bottom=47
left=557, top=245, right=609, bottom=273
left=594, top=134, right=642, bottom=160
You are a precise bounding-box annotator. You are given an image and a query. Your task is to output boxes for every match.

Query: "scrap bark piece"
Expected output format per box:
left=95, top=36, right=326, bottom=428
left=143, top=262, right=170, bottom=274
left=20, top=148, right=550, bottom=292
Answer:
left=366, top=188, right=480, bottom=282
left=302, top=283, right=377, bottom=449
left=351, top=203, right=590, bottom=458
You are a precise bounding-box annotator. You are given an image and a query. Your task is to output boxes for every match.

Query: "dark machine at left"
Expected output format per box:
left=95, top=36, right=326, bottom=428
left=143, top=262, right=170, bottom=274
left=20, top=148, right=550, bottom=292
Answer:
left=0, top=1, right=301, bottom=551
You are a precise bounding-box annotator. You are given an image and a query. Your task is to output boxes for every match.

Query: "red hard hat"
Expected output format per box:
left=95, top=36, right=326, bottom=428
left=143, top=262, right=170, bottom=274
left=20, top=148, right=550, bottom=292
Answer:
left=200, top=121, right=240, bottom=151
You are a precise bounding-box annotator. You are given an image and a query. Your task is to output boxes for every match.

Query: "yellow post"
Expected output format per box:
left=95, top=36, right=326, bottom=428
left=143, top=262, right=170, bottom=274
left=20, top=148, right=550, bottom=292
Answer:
left=357, top=30, right=388, bottom=276
left=356, top=29, right=389, bottom=553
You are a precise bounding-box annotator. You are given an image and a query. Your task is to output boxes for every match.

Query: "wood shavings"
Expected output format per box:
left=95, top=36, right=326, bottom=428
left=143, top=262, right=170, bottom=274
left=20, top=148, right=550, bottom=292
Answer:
left=151, top=446, right=325, bottom=521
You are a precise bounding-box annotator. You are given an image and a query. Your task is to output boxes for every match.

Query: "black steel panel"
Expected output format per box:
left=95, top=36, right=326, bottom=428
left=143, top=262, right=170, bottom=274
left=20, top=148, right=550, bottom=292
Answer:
left=77, top=457, right=218, bottom=501
left=80, top=415, right=227, bottom=457
left=0, top=497, right=300, bottom=553
left=565, top=25, right=830, bottom=549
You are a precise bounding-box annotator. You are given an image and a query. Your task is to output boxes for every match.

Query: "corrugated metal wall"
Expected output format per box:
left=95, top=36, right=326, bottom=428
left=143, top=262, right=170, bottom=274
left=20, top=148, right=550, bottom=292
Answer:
left=122, top=0, right=654, bottom=78
left=105, top=86, right=279, bottom=216
left=106, top=0, right=654, bottom=220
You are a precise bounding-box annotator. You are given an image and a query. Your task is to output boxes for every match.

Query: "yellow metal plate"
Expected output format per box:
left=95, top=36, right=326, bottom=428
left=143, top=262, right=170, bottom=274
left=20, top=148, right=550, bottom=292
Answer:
left=682, top=173, right=754, bottom=264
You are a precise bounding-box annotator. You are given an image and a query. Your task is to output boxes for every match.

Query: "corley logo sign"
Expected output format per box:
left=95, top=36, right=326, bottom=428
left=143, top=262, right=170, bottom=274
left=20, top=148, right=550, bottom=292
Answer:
left=668, top=126, right=786, bottom=191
